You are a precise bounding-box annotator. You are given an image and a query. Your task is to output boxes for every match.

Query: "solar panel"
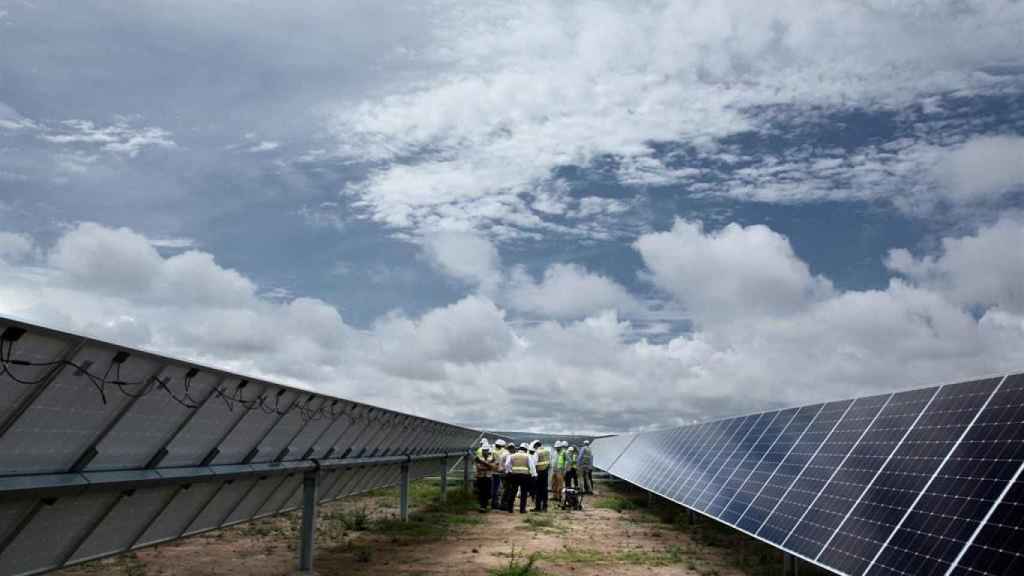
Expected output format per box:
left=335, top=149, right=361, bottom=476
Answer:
left=0, top=316, right=481, bottom=575
left=593, top=371, right=1024, bottom=576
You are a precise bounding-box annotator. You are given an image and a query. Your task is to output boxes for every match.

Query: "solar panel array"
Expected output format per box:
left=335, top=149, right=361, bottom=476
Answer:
left=592, top=372, right=1024, bottom=576
left=0, top=316, right=480, bottom=576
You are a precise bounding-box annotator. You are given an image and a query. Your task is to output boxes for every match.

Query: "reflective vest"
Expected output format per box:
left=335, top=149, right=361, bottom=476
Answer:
left=580, top=447, right=593, bottom=467
left=510, top=451, right=531, bottom=475
left=567, top=450, right=577, bottom=469
left=493, top=448, right=508, bottom=473
left=555, top=450, right=566, bottom=472
left=535, top=447, right=551, bottom=471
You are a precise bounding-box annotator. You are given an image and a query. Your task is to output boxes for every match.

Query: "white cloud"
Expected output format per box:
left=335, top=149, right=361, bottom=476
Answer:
left=2, top=219, right=1023, bottom=433
left=248, top=140, right=280, bottom=152
left=635, top=219, right=833, bottom=324
left=938, top=135, right=1024, bottom=202
left=35, top=118, right=176, bottom=157
left=47, top=222, right=256, bottom=306
left=423, top=231, right=502, bottom=293
left=506, top=263, right=639, bottom=320
left=886, top=215, right=1024, bottom=314
left=331, top=0, right=1024, bottom=236
left=150, top=237, right=197, bottom=250
left=0, top=102, right=38, bottom=131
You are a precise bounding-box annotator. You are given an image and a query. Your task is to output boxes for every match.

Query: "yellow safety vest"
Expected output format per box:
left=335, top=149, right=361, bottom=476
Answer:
left=494, top=448, right=507, bottom=473
left=510, top=452, right=531, bottom=475
left=535, top=447, right=551, bottom=471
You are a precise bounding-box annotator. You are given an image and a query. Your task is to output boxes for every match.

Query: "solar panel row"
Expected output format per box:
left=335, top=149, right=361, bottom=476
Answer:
left=592, top=372, right=1024, bottom=576
left=0, top=316, right=480, bottom=575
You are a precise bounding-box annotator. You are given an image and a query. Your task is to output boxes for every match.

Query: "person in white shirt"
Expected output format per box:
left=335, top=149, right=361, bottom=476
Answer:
left=504, top=442, right=537, bottom=513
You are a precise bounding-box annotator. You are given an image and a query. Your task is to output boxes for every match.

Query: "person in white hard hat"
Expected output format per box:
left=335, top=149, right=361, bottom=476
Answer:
left=578, top=439, right=595, bottom=494
left=532, top=440, right=551, bottom=512
left=551, top=441, right=567, bottom=503
left=504, top=442, right=537, bottom=513
left=491, top=439, right=508, bottom=509
left=474, top=443, right=497, bottom=512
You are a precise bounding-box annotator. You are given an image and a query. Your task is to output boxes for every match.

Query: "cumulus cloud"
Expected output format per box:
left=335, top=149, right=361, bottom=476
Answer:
left=2, top=219, right=1023, bottom=433
left=937, top=135, right=1024, bottom=202
left=332, top=0, right=1024, bottom=236
left=423, top=231, right=503, bottom=294
left=886, top=215, right=1024, bottom=314
left=635, top=220, right=833, bottom=324
left=506, top=263, right=639, bottom=320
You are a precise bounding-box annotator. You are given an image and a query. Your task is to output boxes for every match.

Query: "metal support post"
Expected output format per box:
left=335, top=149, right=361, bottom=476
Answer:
left=463, top=451, right=471, bottom=493
left=687, top=508, right=695, bottom=525
left=783, top=552, right=798, bottom=576
left=298, top=470, right=318, bottom=574
left=399, top=462, right=410, bottom=522
left=440, top=456, right=448, bottom=503
left=648, top=491, right=653, bottom=507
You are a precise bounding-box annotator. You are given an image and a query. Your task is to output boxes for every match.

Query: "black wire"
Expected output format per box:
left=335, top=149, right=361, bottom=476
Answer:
left=0, top=339, right=349, bottom=422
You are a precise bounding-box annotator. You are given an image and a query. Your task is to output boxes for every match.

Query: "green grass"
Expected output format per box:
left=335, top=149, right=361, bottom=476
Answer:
left=592, top=495, right=643, bottom=512
left=364, top=480, right=482, bottom=540
left=489, top=548, right=545, bottom=576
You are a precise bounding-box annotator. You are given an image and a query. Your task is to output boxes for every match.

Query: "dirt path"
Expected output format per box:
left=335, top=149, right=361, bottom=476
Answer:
left=58, top=479, right=794, bottom=576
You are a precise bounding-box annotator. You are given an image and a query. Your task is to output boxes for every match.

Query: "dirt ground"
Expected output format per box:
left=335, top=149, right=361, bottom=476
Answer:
left=57, top=478, right=815, bottom=576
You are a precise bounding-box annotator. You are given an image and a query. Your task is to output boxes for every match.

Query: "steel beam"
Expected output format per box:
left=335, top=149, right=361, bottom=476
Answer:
left=440, top=456, right=448, bottom=503
left=399, top=462, right=410, bottom=522
left=298, top=470, right=318, bottom=573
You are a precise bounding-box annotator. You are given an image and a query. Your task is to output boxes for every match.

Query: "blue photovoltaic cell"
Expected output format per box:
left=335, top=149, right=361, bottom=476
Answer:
left=702, top=409, right=795, bottom=516
left=788, top=387, right=939, bottom=562
left=666, top=421, right=726, bottom=502
left=593, top=371, right=1024, bottom=576
left=818, top=378, right=1001, bottom=576
left=722, top=404, right=820, bottom=524
left=868, top=375, right=1024, bottom=576
left=677, top=417, right=749, bottom=505
left=760, top=395, right=887, bottom=550
left=650, top=427, right=696, bottom=495
left=950, top=477, right=1024, bottom=576
left=737, top=400, right=850, bottom=535
left=643, top=429, right=685, bottom=488
left=691, top=414, right=771, bottom=510
left=663, top=420, right=720, bottom=496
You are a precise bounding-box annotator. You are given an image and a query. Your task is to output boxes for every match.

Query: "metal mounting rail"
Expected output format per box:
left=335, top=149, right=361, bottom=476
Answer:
left=0, top=451, right=467, bottom=498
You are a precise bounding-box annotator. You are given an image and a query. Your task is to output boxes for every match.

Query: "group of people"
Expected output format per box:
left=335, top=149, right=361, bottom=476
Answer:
left=473, top=437, right=595, bottom=513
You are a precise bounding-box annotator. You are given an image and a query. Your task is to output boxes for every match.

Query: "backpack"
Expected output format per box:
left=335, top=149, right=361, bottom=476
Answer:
left=562, top=488, right=583, bottom=511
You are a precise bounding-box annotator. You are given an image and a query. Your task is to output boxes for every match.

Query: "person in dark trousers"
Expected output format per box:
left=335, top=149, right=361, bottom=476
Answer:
left=532, top=440, right=551, bottom=512
left=505, top=442, right=537, bottom=513
left=564, top=445, right=578, bottom=490
left=474, top=443, right=496, bottom=512
left=578, top=440, right=595, bottom=494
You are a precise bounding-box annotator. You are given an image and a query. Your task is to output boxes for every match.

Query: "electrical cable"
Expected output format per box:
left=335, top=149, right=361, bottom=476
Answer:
left=0, top=336, right=445, bottom=427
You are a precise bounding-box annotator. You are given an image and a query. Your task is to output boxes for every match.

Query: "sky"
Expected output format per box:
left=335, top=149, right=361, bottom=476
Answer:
left=1, top=0, right=1023, bottom=434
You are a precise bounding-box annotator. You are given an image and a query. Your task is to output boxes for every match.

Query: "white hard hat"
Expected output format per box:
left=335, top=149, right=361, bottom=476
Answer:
left=531, top=440, right=541, bottom=448
left=481, top=438, right=490, bottom=445
left=495, top=439, right=506, bottom=447
left=519, top=442, right=529, bottom=450
left=583, top=440, right=590, bottom=445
